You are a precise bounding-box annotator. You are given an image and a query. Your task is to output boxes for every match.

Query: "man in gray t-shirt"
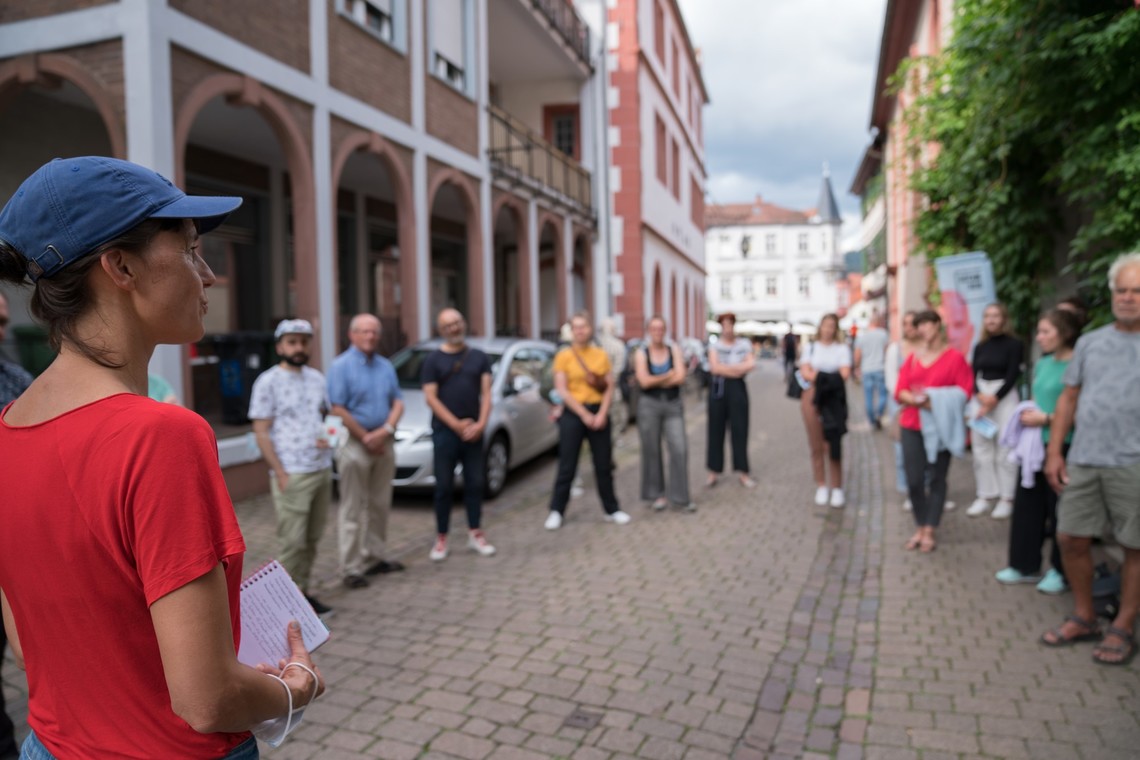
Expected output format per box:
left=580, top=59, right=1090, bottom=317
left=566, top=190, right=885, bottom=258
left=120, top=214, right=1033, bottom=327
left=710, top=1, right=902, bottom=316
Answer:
left=1043, top=253, right=1140, bottom=664
left=854, top=314, right=890, bottom=428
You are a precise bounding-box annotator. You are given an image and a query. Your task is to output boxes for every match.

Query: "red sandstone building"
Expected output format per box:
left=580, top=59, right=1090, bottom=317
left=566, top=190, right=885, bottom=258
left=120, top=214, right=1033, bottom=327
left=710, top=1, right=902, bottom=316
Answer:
left=0, top=0, right=605, bottom=494
left=603, top=0, right=708, bottom=340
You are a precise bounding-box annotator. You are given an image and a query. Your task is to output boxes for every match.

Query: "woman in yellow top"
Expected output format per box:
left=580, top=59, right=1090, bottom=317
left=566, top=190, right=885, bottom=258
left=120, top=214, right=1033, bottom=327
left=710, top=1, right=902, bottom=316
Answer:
left=544, top=312, right=630, bottom=529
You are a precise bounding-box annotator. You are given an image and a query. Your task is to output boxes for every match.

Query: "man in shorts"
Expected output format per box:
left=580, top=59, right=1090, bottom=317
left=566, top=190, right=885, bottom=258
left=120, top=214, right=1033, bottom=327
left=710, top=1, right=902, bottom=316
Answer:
left=1043, top=252, right=1140, bottom=665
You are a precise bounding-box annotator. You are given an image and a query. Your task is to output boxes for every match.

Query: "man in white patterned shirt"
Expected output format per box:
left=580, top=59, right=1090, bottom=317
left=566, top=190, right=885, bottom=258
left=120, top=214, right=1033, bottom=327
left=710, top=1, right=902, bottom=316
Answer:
left=249, top=319, right=334, bottom=614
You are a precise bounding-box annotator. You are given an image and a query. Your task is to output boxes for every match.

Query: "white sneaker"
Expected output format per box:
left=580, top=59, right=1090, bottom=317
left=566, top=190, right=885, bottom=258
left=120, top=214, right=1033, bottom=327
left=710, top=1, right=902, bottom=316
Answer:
left=467, top=530, right=496, bottom=556
left=902, top=498, right=913, bottom=511
left=605, top=510, right=632, bottom=525
left=544, top=512, right=563, bottom=530
left=944, top=500, right=957, bottom=511
left=966, top=498, right=992, bottom=517
left=814, top=486, right=829, bottom=506
left=829, top=489, right=846, bottom=508
left=991, top=499, right=1013, bottom=520
left=429, top=535, right=448, bottom=561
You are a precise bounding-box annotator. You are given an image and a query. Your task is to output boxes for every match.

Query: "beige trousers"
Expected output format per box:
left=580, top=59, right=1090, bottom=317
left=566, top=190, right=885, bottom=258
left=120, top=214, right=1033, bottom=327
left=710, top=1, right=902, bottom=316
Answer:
left=269, top=468, right=332, bottom=591
left=972, top=377, right=1019, bottom=501
left=336, top=437, right=395, bottom=577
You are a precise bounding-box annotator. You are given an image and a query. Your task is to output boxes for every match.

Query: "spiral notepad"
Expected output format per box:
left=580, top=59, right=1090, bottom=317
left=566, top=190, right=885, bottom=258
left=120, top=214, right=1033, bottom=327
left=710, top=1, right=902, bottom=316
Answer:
left=237, top=560, right=330, bottom=668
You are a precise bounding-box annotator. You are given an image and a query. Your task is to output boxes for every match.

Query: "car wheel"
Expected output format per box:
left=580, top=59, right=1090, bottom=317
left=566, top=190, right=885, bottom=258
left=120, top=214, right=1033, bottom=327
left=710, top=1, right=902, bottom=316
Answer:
left=484, top=434, right=509, bottom=499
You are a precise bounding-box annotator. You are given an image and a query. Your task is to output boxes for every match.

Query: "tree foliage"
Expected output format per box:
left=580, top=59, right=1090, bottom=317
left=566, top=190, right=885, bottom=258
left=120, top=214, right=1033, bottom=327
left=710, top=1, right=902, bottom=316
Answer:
left=897, top=0, right=1140, bottom=332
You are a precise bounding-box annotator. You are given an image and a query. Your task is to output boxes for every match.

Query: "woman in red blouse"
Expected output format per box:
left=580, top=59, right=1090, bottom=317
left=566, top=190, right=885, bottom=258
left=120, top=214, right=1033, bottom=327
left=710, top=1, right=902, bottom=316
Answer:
left=895, top=310, right=974, bottom=552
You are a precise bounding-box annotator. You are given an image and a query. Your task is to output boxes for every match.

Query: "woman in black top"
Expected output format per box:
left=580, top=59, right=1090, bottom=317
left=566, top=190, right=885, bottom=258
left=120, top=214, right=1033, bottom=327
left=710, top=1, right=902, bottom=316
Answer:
left=635, top=316, right=693, bottom=511
left=966, top=302, right=1024, bottom=519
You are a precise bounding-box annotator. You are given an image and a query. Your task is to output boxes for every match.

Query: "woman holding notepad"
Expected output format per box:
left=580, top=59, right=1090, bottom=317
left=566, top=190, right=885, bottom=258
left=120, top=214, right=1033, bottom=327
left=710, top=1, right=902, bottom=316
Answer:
left=0, top=157, right=324, bottom=759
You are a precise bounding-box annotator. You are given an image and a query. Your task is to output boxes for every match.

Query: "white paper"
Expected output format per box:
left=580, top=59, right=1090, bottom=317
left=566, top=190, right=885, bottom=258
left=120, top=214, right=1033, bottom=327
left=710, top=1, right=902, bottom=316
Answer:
left=237, top=560, right=330, bottom=668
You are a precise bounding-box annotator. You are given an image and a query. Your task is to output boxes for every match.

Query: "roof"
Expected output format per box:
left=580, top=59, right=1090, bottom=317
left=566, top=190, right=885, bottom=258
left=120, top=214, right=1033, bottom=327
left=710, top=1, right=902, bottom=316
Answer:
left=849, top=138, right=884, bottom=196
left=869, top=0, right=923, bottom=131
left=669, top=0, right=711, bottom=104
left=816, top=171, right=842, bottom=224
left=706, top=197, right=811, bottom=227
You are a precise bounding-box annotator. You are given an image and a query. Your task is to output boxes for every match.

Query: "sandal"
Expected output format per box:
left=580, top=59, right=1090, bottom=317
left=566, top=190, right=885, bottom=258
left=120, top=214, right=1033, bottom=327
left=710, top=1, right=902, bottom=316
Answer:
left=904, top=535, right=922, bottom=551
left=919, top=535, right=937, bottom=553
left=1092, top=625, right=1137, bottom=666
left=1040, top=614, right=1102, bottom=647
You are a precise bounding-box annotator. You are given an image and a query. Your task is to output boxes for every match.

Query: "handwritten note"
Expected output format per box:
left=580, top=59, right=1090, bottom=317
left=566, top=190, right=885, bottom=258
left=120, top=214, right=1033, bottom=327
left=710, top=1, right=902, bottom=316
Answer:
left=237, top=560, right=330, bottom=668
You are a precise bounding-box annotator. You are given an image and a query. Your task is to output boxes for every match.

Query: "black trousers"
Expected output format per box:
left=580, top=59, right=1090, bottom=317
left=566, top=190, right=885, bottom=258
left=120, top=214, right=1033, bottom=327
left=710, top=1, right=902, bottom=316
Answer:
left=707, top=377, right=749, bottom=474
left=432, top=427, right=484, bottom=535
left=550, top=404, right=619, bottom=515
left=0, top=626, right=14, bottom=757
left=1008, top=468, right=1066, bottom=578
left=902, top=428, right=952, bottom=527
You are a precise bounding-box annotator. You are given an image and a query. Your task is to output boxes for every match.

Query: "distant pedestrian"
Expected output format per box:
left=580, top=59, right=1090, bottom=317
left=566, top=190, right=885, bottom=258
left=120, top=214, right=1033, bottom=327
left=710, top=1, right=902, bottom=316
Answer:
left=994, top=308, right=1080, bottom=594
left=854, top=312, right=889, bottom=429
left=634, top=316, right=693, bottom=512
left=706, top=313, right=756, bottom=489
left=799, top=314, right=852, bottom=507
left=544, top=311, right=629, bottom=529
left=248, top=318, right=334, bottom=614
left=1042, top=252, right=1140, bottom=665
left=598, top=317, right=629, bottom=435
left=896, top=310, right=974, bottom=553
left=0, top=291, right=31, bottom=408
left=885, top=311, right=920, bottom=503
left=422, top=308, right=496, bottom=561
left=782, top=331, right=799, bottom=381
left=328, top=314, right=406, bottom=589
left=0, top=156, right=323, bottom=758
left=966, top=303, right=1024, bottom=519
left=147, top=372, right=179, bottom=404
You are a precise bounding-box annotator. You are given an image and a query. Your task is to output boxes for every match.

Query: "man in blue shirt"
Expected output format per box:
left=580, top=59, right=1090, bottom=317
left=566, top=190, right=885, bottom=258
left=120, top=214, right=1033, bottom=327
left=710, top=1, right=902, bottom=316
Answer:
left=328, top=313, right=405, bottom=589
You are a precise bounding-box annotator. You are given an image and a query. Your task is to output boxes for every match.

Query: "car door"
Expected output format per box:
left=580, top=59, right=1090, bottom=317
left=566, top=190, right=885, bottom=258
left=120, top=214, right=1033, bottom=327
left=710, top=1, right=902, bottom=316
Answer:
left=500, top=347, right=553, bottom=464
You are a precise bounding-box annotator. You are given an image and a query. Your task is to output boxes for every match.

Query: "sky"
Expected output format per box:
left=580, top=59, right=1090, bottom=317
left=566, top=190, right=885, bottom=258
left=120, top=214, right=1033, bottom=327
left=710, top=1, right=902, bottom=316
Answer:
left=675, top=0, right=889, bottom=246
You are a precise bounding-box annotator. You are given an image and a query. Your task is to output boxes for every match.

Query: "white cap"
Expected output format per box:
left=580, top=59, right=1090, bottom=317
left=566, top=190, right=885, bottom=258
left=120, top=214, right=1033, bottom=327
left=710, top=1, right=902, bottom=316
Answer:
left=274, top=318, right=314, bottom=340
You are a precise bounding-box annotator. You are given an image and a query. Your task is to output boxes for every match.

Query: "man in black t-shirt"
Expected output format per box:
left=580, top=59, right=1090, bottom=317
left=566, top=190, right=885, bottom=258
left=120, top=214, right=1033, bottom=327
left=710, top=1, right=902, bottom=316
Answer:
left=422, top=308, right=497, bottom=561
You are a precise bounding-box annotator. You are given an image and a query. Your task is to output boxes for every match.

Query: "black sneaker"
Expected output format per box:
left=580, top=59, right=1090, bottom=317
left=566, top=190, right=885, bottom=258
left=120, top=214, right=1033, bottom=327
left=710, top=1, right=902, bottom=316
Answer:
left=343, top=574, right=369, bottom=589
left=365, top=559, right=406, bottom=576
left=304, top=595, right=333, bottom=614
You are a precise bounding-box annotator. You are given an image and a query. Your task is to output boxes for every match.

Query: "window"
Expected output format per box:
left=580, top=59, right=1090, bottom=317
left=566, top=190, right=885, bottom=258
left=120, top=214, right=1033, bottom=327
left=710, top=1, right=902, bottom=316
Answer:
left=655, top=114, right=667, bottom=185
left=671, top=138, right=681, bottom=199
left=766, top=276, right=777, bottom=296
left=798, top=275, right=810, bottom=296
left=671, top=39, right=681, bottom=98
left=765, top=234, right=776, bottom=255
left=690, top=175, right=703, bottom=228
left=544, top=105, right=580, bottom=160
left=341, top=0, right=404, bottom=49
left=743, top=276, right=754, bottom=298
left=654, top=0, right=666, bottom=63
left=720, top=278, right=731, bottom=299
left=432, top=0, right=470, bottom=93
left=797, top=233, right=808, bottom=253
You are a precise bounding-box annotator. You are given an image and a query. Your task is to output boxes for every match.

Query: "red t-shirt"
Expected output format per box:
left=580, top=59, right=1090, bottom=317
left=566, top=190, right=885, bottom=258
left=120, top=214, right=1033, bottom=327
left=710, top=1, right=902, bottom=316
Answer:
left=894, top=348, right=974, bottom=431
left=0, top=394, right=249, bottom=759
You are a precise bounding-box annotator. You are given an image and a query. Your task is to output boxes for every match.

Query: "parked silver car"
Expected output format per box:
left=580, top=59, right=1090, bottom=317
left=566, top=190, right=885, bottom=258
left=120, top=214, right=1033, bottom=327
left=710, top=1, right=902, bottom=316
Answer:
left=389, top=337, right=560, bottom=497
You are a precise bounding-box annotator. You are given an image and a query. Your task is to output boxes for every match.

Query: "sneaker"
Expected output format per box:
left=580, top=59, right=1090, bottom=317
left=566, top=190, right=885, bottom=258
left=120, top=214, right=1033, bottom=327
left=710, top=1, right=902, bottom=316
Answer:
left=829, top=489, right=846, bottom=508
left=544, top=511, right=563, bottom=530
left=944, top=500, right=957, bottom=511
left=902, top=498, right=913, bottom=511
left=678, top=502, right=698, bottom=513
left=966, top=498, right=992, bottom=517
left=304, top=595, right=333, bottom=615
left=995, top=567, right=1041, bottom=585
left=814, top=486, right=829, bottom=506
left=467, top=530, right=496, bottom=556
left=1036, top=568, right=1068, bottom=595
left=605, top=510, right=632, bottom=525
left=651, top=498, right=669, bottom=511
left=991, top=499, right=1013, bottom=520
left=739, top=475, right=758, bottom=489
left=429, top=534, right=448, bottom=561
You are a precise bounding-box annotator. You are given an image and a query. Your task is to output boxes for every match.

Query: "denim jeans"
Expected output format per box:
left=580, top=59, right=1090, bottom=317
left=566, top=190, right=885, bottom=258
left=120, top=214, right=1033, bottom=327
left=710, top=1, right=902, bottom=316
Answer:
left=20, top=731, right=259, bottom=759
left=862, top=370, right=887, bottom=423
left=432, top=426, right=485, bottom=534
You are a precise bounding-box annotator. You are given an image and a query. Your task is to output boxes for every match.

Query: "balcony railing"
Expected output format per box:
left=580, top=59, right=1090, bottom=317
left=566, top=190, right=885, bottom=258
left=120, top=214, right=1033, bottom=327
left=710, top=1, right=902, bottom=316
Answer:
left=488, top=104, right=593, bottom=216
left=528, top=0, right=592, bottom=67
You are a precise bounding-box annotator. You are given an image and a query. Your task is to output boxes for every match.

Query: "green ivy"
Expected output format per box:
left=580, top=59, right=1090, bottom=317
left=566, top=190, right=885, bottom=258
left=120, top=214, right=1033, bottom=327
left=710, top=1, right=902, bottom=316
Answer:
left=894, top=0, right=1140, bottom=334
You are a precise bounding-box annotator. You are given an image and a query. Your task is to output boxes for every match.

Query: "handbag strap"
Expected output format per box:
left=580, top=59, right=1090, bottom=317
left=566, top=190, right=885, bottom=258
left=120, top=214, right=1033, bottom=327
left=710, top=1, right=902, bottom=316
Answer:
left=571, top=348, right=594, bottom=377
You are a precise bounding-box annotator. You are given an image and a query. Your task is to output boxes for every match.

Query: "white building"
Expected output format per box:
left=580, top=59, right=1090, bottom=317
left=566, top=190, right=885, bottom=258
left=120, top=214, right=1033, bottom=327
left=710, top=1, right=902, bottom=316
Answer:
left=705, top=172, right=844, bottom=330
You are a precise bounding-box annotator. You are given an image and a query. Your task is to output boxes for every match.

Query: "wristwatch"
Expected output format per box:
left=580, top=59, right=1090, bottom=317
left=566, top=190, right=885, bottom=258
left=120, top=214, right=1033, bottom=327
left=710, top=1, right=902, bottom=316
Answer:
left=383, top=422, right=396, bottom=434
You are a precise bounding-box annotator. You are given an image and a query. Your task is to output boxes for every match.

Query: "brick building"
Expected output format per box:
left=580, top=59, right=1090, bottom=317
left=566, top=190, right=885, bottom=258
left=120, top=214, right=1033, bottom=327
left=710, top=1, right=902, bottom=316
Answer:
left=0, top=0, right=605, bottom=495
left=595, top=0, right=708, bottom=340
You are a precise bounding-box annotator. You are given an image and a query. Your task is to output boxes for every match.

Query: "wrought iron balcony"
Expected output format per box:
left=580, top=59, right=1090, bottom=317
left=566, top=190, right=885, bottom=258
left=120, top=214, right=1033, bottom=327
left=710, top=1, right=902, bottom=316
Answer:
left=488, top=104, right=593, bottom=216
left=528, top=0, right=592, bottom=68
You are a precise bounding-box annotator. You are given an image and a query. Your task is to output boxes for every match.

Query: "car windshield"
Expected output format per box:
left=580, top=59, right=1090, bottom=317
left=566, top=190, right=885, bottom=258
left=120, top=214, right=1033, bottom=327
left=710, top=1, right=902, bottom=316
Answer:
left=391, top=348, right=502, bottom=389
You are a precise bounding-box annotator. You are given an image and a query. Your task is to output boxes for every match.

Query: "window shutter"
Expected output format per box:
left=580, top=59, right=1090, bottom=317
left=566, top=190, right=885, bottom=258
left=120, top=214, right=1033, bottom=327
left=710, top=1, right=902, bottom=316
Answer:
left=434, top=0, right=465, bottom=66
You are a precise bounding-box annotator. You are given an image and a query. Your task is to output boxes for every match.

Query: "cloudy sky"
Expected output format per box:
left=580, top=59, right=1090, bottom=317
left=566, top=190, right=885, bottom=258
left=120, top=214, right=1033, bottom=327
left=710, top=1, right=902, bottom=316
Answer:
left=675, top=0, right=888, bottom=241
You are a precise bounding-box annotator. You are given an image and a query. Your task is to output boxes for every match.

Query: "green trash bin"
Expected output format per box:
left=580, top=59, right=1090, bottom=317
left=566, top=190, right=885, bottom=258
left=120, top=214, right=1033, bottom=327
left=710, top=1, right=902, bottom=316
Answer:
left=13, top=324, right=56, bottom=376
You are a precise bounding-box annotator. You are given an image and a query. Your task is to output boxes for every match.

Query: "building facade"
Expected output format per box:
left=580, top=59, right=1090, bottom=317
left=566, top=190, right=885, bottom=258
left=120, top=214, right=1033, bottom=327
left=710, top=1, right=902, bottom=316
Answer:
left=0, top=0, right=606, bottom=496
left=705, top=174, right=845, bottom=330
left=594, top=0, right=708, bottom=341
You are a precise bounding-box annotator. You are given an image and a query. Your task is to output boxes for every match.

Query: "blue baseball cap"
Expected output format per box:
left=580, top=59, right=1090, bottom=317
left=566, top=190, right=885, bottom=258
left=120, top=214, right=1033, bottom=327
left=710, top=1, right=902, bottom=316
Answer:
left=0, top=156, right=243, bottom=282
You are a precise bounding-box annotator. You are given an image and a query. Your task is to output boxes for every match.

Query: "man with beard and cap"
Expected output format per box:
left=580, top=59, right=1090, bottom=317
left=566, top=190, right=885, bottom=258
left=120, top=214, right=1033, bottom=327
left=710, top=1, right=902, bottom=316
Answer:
left=422, top=308, right=496, bottom=561
left=249, top=318, right=334, bottom=614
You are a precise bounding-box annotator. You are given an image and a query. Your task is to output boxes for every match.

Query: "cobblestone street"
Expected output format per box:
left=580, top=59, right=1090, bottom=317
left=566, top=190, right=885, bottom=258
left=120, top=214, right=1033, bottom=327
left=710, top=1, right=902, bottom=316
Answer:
left=3, top=361, right=1138, bottom=758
